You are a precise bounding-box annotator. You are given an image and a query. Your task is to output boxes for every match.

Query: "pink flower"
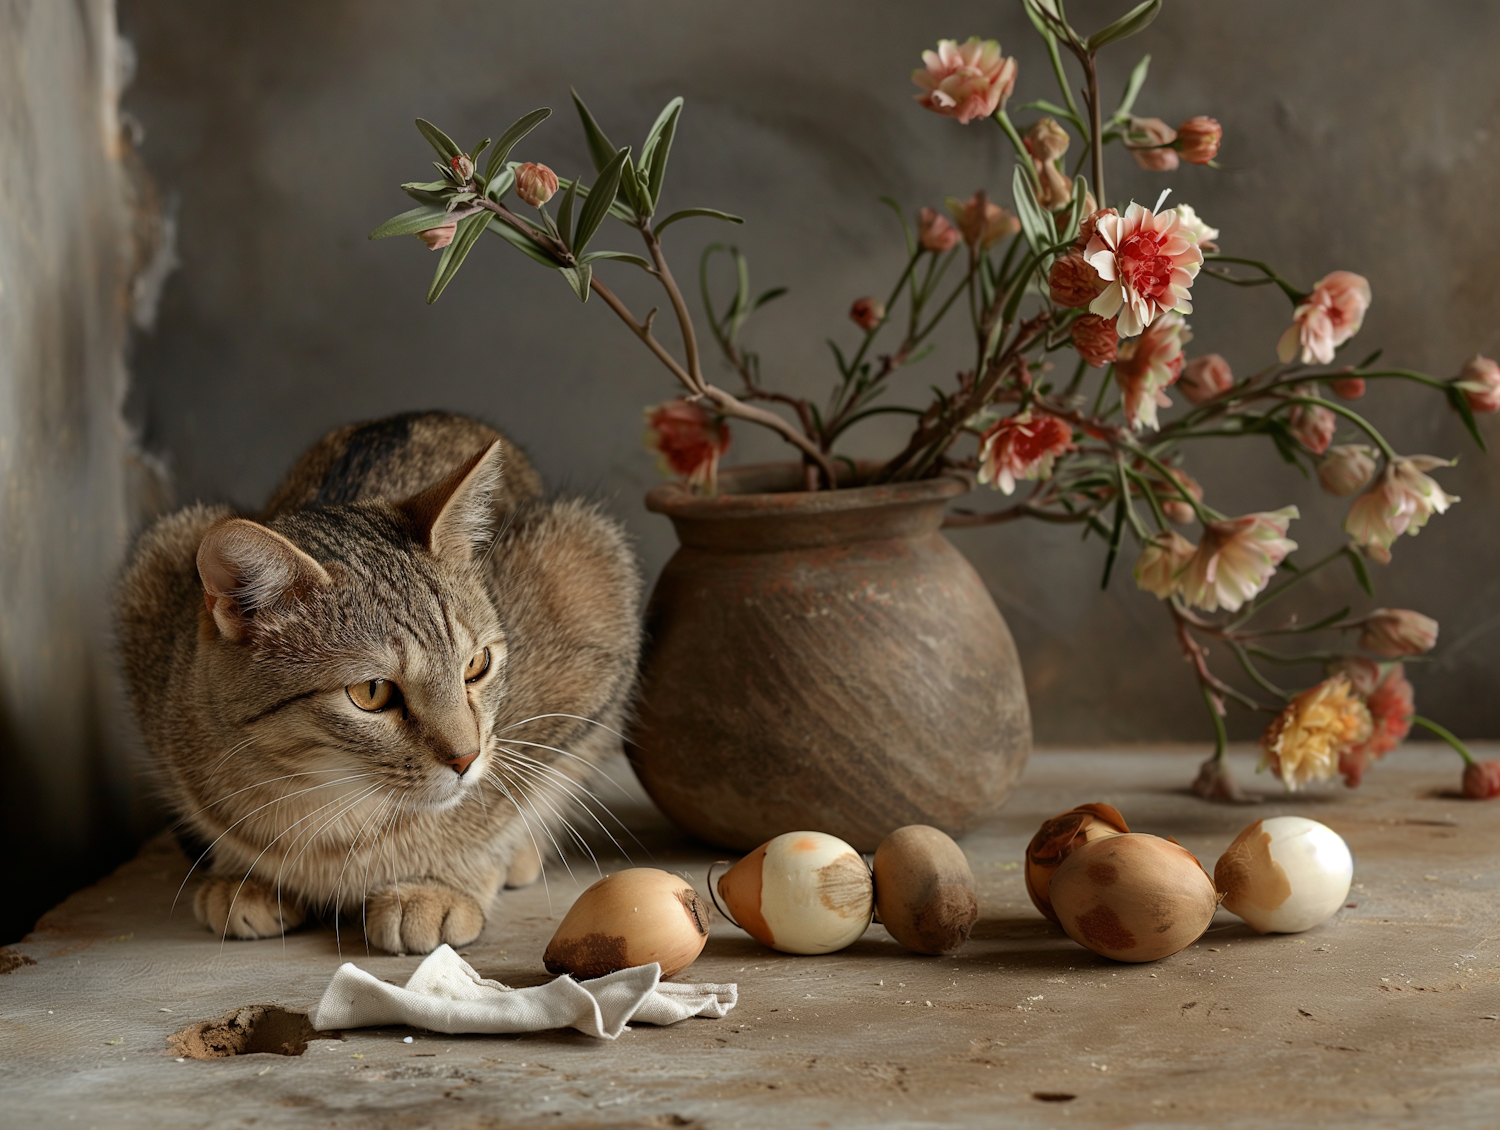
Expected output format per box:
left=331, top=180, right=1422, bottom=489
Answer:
left=515, top=162, right=559, bottom=207
left=918, top=207, right=961, bottom=253
left=977, top=411, right=1074, bottom=495
left=1344, top=456, right=1458, bottom=564
left=1073, top=206, right=1115, bottom=252
left=643, top=400, right=731, bottom=492
left=1277, top=271, right=1372, bottom=366
left=1316, top=444, right=1376, bottom=496
left=1071, top=314, right=1118, bottom=368
left=1048, top=253, right=1105, bottom=308
left=849, top=297, right=885, bottom=330
left=1174, top=117, right=1222, bottom=164
left=1180, top=507, right=1299, bottom=613
left=1330, top=375, right=1366, bottom=399
left=1114, top=312, right=1190, bottom=431
left=1125, top=118, right=1179, bottom=171
left=1463, top=760, right=1500, bottom=799
left=1134, top=530, right=1196, bottom=599
left=1335, top=660, right=1413, bottom=787
left=1287, top=386, right=1336, bottom=454
left=1172, top=204, right=1219, bottom=251
left=1455, top=354, right=1500, bottom=414
left=948, top=191, right=1019, bottom=249
left=1086, top=202, right=1204, bottom=338
left=912, top=37, right=1018, bottom=125
left=417, top=223, right=458, bottom=251
left=1179, top=354, right=1233, bottom=404
left=1359, top=608, right=1438, bottom=658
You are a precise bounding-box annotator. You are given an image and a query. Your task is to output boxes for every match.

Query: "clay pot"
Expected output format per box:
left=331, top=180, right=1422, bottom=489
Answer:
left=627, top=462, right=1031, bottom=852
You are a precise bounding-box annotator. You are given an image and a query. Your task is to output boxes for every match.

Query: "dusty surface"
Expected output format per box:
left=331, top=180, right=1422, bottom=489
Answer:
left=2, top=747, right=1498, bottom=1129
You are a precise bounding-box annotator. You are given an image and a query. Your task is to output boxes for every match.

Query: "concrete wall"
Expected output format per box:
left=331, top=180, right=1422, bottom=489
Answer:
left=116, top=0, right=1500, bottom=755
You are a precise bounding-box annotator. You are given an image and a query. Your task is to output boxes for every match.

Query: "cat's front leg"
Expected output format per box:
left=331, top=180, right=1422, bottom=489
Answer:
left=364, top=881, right=486, bottom=955
left=194, top=876, right=307, bottom=940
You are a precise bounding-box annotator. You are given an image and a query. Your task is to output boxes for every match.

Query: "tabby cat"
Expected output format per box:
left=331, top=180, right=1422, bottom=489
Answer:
left=117, top=412, right=641, bottom=954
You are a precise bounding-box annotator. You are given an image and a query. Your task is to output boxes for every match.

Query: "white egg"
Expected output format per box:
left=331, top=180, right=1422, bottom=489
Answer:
left=1215, top=816, right=1353, bottom=934
left=718, top=831, right=874, bottom=954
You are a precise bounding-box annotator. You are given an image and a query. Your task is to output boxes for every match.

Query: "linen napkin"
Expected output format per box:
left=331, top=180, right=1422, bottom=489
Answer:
left=309, top=944, right=736, bottom=1039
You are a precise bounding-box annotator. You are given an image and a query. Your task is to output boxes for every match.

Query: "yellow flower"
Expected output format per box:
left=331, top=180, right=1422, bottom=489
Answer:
left=1260, top=677, right=1373, bottom=791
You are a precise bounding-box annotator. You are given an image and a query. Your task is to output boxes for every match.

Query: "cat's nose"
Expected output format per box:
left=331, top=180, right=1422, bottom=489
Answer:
left=445, top=751, right=480, bottom=776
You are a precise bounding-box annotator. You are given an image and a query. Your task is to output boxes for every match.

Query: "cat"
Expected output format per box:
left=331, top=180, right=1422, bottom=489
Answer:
left=117, top=412, right=641, bottom=954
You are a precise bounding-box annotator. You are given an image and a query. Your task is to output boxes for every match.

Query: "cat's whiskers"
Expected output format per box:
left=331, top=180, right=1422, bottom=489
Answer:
left=331, top=789, right=401, bottom=957
left=479, top=770, right=552, bottom=912
left=204, top=735, right=260, bottom=782
left=358, top=791, right=405, bottom=957
left=484, top=769, right=575, bottom=898
left=485, top=767, right=578, bottom=881
left=172, top=763, right=360, bottom=832
left=494, top=748, right=634, bottom=865
left=487, top=730, right=638, bottom=809
left=496, top=764, right=603, bottom=875
left=273, top=782, right=389, bottom=950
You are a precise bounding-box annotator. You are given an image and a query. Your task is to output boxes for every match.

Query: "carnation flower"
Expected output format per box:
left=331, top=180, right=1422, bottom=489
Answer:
left=417, top=223, right=458, bottom=251
left=1277, top=271, right=1371, bottom=366
left=1316, top=444, right=1376, bottom=496
left=1359, top=608, right=1438, bottom=657
left=1180, top=507, right=1299, bottom=613
left=643, top=399, right=731, bottom=493
left=1114, top=312, right=1190, bottom=431
left=850, top=297, right=885, bottom=330
left=918, top=207, right=961, bottom=253
left=1336, top=661, right=1414, bottom=787
left=515, top=162, right=559, bottom=207
left=976, top=411, right=1074, bottom=495
left=1124, top=117, right=1179, bottom=171
left=1133, top=530, right=1196, bottom=599
left=1085, top=202, right=1204, bottom=338
left=1174, top=116, right=1222, bottom=164
left=1048, top=253, right=1105, bottom=308
left=1463, top=760, right=1500, bottom=799
left=1172, top=203, right=1219, bottom=251
left=1073, top=206, right=1115, bottom=252
left=1455, top=354, right=1500, bottom=414
left=947, top=191, right=1019, bottom=249
left=1179, top=353, right=1233, bottom=404
left=912, top=37, right=1018, bottom=124
left=1330, top=375, right=1366, bottom=399
left=1287, top=386, right=1337, bottom=454
left=1071, top=314, right=1118, bottom=367
left=1260, top=676, right=1373, bottom=792
left=1344, top=456, right=1458, bottom=564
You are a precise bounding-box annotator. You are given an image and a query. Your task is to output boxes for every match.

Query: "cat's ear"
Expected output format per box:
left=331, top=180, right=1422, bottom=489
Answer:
left=397, top=440, right=504, bottom=567
left=196, top=518, right=332, bottom=642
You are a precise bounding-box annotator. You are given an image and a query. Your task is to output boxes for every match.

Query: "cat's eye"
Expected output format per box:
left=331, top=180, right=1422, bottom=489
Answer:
left=464, top=647, right=491, bottom=684
left=347, top=679, right=397, bottom=712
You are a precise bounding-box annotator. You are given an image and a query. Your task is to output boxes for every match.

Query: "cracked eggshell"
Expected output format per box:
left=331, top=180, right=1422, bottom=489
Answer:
left=1215, top=816, right=1352, bottom=934
left=1049, top=833, right=1218, bottom=962
left=717, top=831, right=874, bottom=954
left=1025, top=803, right=1131, bottom=924
left=543, top=868, right=709, bottom=979
left=872, top=825, right=978, bottom=955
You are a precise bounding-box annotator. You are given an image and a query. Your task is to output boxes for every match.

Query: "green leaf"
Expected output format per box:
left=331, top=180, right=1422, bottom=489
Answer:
left=1297, top=606, right=1353, bottom=634
left=1086, top=0, right=1162, bottom=51
left=570, top=88, right=617, bottom=174
left=1449, top=385, right=1488, bottom=451
left=1355, top=348, right=1384, bottom=369
left=1099, top=494, right=1127, bottom=589
left=641, top=97, right=683, bottom=212
left=752, top=286, right=788, bottom=311
left=369, top=204, right=458, bottom=240
left=1011, top=163, right=1052, bottom=259
left=573, top=146, right=631, bottom=255
left=416, top=119, right=462, bottom=162
left=617, top=157, right=649, bottom=218
left=426, top=211, right=491, bottom=304
left=1019, top=98, right=1075, bottom=118
left=655, top=207, right=744, bottom=235
left=1022, top=0, right=1058, bottom=41
left=556, top=175, right=579, bottom=249
left=485, top=108, right=552, bottom=183
left=485, top=168, right=515, bottom=203
left=578, top=249, right=653, bottom=269
left=559, top=261, right=593, bottom=302
left=1113, top=55, right=1151, bottom=120
left=470, top=137, right=492, bottom=162
left=556, top=177, right=635, bottom=223
left=1344, top=546, right=1375, bottom=597
left=487, top=216, right=564, bottom=267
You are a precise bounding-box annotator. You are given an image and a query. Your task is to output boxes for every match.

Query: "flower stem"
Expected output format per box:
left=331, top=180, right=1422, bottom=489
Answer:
left=1412, top=715, right=1476, bottom=765
left=1081, top=52, right=1106, bottom=208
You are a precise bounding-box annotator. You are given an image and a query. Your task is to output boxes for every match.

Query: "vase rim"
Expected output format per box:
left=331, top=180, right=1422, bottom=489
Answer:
left=645, top=460, right=969, bottom=520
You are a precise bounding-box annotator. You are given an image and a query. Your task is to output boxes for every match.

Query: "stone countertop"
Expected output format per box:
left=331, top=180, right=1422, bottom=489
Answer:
left=2, top=746, right=1497, bottom=1130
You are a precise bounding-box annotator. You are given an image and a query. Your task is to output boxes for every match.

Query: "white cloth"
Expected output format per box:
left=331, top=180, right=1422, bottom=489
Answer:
left=309, top=944, right=737, bottom=1040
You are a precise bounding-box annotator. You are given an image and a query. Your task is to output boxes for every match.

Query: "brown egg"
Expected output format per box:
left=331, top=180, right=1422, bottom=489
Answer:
left=1048, top=833, right=1218, bottom=962
left=543, top=868, right=710, bottom=979
left=1024, top=803, right=1130, bottom=924
left=872, top=825, right=978, bottom=955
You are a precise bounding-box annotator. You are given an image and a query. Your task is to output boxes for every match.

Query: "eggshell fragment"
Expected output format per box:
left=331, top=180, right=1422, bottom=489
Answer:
left=543, top=868, right=709, bottom=978
left=1049, top=833, right=1218, bottom=962
left=1024, top=803, right=1130, bottom=924
left=1215, top=816, right=1353, bottom=934
left=872, top=825, right=978, bottom=955
left=718, top=831, right=873, bottom=954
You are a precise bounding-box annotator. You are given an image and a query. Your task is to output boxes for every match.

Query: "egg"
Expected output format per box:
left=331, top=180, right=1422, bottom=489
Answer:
left=1049, top=833, right=1219, bottom=962
left=1024, top=803, right=1131, bottom=924
left=1215, top=816, right=1353, bottom=934
left=543, top=868, right=710, bottom=978
left=872, top=825, right=978, bottom=955
left=717, top=831, right=874, bottom=954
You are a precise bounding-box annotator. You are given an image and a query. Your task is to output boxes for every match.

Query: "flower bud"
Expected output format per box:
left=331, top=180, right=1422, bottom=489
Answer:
left=449, top=153, right=474, bottom=182
left=1463, top=760, right=1500, bottom=799
left=515, top=162, right=559, bottom=208
left=1125, top=117, right=1179, bottom=172
left=1359, top=608, right=1438, bottom=658
left=849, top=296, right=885, bottom=331
left=1074, top=206, right=1115, bottom=252
left=1047, top=253, right=1105, bottom=309
left=1456, top=354, right=1500, bottom=413
left=417, top=222, right=458, bottom=251
left=1179, top=354, right=1233, bottom=404
left=1174, top=116, right=1222, bottom=164
left=947, top=191, right=1019, bottom=249
left=917, top=207, right=960, bottom=253
left=1024, top=117, right=1070, bottom=163
left=1071, top=314, right=1118, bottom=368
left=1330, top=375, right=1366, bottom=399
left=1153, top=467, right=1203, bottom=525
left=1316, top=444, right=1375, bottom=497
left=1288, top=386, right=1336, bottom=454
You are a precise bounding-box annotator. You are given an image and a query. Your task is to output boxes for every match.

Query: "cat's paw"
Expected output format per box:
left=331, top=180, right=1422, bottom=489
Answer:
left=504, top=842, right=544, bottom=889
left=194, top=876, right=306, bottom=939
left=365, top=883, right=484, bottom=955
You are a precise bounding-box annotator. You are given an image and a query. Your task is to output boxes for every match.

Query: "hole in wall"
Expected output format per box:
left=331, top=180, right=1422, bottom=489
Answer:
left=1031, top=1091, right=1077, bottom=1102
left=167, top=1005, right=335, bottom=1059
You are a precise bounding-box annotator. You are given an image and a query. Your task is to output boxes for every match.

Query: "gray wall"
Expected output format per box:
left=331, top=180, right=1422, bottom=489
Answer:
left=118, top=0, right=1500, bottom=749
